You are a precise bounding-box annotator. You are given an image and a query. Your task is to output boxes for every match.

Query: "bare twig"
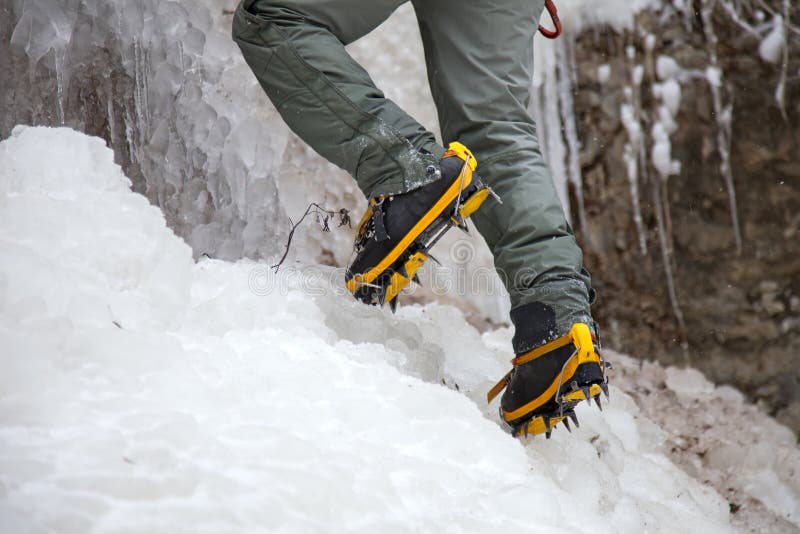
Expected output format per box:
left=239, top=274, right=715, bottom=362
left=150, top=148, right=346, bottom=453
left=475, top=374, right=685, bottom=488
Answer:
left=271, top=202, right=351, bottom=272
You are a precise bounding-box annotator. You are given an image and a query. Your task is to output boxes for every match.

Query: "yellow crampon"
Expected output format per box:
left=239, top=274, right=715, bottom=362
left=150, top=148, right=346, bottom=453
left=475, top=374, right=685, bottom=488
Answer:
left=382, top=251, right=428, bottom=303
left=488, top=323, right=609, bottom=439
left=347, top=142, right=495, bottom=310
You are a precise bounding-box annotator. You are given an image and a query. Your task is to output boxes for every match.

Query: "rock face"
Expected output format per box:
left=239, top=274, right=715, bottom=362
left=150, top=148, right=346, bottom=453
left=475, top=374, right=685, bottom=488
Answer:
left=568, top=3, right=800, bottom=433
left=1, top=0, right=798, bottom=434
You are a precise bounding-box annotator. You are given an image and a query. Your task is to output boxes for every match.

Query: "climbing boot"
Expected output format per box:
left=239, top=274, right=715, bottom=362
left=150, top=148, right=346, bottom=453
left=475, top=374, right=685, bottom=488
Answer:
left=487, top=322, right=609, bottom=438
left=346, top=142, right=496, bottom=311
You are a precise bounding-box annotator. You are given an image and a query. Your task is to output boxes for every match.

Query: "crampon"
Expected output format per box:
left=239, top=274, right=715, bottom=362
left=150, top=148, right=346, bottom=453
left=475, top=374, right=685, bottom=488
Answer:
left=487, top=323, right=610, bottom=439
left=346, top=142, right=498, bottom=311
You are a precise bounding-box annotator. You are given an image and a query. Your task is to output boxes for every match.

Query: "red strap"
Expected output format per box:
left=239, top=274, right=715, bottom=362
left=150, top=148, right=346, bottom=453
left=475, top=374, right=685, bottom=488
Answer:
left=538, top=0, right=562, bottom=39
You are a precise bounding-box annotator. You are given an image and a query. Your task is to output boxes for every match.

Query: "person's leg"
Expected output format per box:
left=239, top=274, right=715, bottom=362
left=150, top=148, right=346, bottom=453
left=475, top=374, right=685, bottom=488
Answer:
left=414, top=0, right=605, bottom=437
left=412, top=0, right=594, bottom=348
left=232, top=0, right=444, bottom=198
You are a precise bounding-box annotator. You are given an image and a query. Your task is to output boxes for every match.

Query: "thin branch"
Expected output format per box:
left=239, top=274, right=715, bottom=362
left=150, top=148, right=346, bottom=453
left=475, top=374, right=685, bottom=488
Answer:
left=271, top=202, right=351, bottom=272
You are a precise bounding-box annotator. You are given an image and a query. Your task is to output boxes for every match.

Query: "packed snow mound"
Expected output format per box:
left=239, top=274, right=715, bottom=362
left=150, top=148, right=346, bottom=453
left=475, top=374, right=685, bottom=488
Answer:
left=0, top=126, right=735, bottom=532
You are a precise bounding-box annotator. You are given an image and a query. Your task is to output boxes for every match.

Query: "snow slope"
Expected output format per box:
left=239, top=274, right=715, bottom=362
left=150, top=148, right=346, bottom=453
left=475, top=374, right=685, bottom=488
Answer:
left=0, top=126, right=742, bottom=533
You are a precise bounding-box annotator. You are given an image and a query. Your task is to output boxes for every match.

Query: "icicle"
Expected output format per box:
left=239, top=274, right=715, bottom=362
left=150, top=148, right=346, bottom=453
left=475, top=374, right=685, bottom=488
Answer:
left=133, top=36, right=148, bottom=157
left=774, top=0, right=790, bottom=121
left=54, top=51, right=66, bottom=126
left=619, top=49, right=648, bottom=255
left=533, top=37, right=571, bottom=220
left=106, top=81, right=117, bottom=153
left=700, top=0, right=743, bottom=255
left=556, top=37, right=586, bottom=231
left=651, top=168, right=689, bottom=356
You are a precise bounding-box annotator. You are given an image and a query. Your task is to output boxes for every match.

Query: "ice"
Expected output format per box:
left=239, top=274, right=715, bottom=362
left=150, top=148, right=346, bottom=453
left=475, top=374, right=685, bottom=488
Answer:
left=759, top=14, right=785, bottom=64
left=651, top=71, right=681, bottom=182
left=656, top=55, right=682, bottom=82
left=5, top=0, right=294, bottom=263
left=653, top=78, right=682, bottom=117
left=553, top=0, right=660, bottom=33
left=0, top=126, right=749, bottom=533
left=557, top=38, right=587, bottom=231
left=664, top=367, right=715, bottom=399
left=620, top=48, right=685, bottom=342
left=620, top=68, right=648, bottom=255
left=596, top=64, right=611, bottom=84
left=700, top=0, right=743, bottom=255
left=651, top=122, right=680, bottom=180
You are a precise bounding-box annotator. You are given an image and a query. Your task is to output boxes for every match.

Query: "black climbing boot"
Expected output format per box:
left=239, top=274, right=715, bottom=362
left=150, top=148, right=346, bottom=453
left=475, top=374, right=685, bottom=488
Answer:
left=346, top=142, right=495, bottom=310
left=488, top=318, right=608, bottom=438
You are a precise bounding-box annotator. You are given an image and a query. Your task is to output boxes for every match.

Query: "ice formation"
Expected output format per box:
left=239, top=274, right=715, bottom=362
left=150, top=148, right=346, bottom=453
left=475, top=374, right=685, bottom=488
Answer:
left=619, top=45, right=687, bottom=348
left=0, top=125, right=757, bottom=533
left=619, top=51, right=648, bottom=256
left=759, top=14, right=786, bottom=64
left=700, top=0, right=743, bottom=256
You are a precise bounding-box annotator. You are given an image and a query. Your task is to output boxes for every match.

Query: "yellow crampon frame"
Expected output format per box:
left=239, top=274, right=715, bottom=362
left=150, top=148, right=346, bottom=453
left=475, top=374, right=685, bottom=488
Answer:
left=347, top=142, right=494, bottom=309
left=487, top=323, right=609, bottom=438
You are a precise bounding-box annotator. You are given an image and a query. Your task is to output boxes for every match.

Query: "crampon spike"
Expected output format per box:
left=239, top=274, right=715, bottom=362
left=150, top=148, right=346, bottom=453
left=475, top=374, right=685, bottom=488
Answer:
left=581, top=386, right=591, bottom=402
left=594, top=394, right=603, bottom=411
left=389, top=298, right=398, bottom=314
left=562, top=416, right=572, bottom=433
left=412, top=273, right=421, bottom=285
left=601, top=381, right=610, bottom=400
left=569, top=411, right=580, bottom=428
left=427, top=252, right=442, bottom=266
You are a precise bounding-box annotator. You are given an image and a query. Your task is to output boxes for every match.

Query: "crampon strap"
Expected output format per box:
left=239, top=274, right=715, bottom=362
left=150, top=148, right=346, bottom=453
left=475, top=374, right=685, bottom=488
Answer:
left=486, top=323, right=597, bottom=404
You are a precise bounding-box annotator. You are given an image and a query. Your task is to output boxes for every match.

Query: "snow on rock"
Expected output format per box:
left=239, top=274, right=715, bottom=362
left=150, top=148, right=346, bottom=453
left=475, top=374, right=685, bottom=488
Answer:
left=758, top=15, right=785, bottom=64
left=551, top=0, right=660, bottom=33
left=597, top=64, right=612, bottom=85
left=614, top=354, right=800, bottom=532
left=0, top=126, right=743, bottom=532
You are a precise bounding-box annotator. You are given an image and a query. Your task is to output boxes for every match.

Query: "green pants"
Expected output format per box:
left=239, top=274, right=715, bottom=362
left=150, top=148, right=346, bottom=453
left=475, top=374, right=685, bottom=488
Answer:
left=232, top=0, right=595, bottom=345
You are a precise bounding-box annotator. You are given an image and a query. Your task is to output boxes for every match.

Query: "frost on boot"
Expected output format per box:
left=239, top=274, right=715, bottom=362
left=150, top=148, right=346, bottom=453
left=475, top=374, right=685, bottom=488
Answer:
left=487, top=306, right=609, bottom=438
left=346, top=142, right=496, bottom=311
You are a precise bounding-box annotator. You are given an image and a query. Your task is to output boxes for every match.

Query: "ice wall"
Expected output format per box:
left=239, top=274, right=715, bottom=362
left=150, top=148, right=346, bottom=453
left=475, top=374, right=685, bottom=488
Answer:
left=4, top=0, right=297, bottom=261
left=2, top=0, right=512, bottom=322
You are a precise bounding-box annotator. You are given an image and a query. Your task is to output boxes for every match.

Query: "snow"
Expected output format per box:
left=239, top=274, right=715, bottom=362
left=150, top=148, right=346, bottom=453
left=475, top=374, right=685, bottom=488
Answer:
left=551, top=0, right=660, bottom=33
left=597, top=64, right=611, bottom=85
left=653, top=78, right=682, bottom=117
left=615, top=355, right=800, bottom=531
left=656, top=56, right=682, bottom=82
left=758, top=15, right=785, bottom=64
left=651, top=57, right=681, bottom=181
left=0, top=125, right=754, bottom=533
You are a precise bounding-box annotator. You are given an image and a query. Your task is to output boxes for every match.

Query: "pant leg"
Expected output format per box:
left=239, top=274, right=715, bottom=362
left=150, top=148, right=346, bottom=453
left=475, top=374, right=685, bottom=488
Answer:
left=232, top=0, right=444, bottom=198
left=412, top=0, right=594, bottom=344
